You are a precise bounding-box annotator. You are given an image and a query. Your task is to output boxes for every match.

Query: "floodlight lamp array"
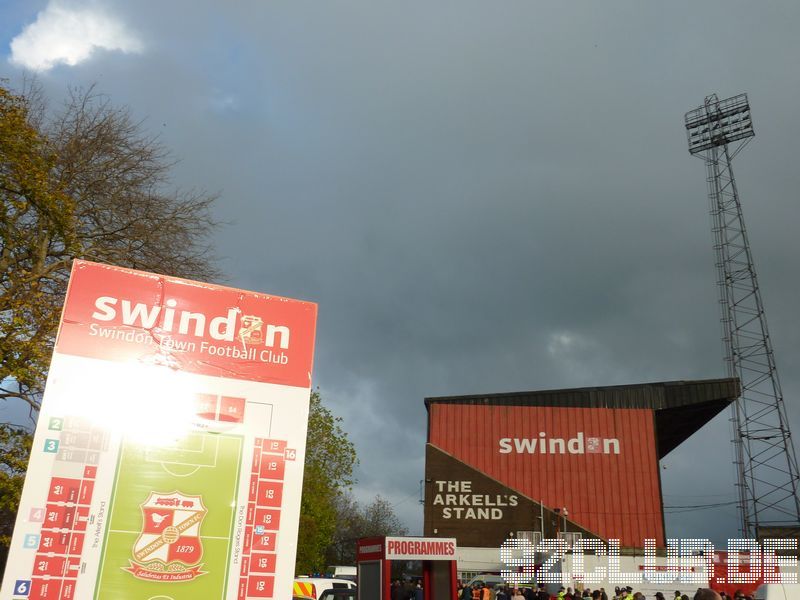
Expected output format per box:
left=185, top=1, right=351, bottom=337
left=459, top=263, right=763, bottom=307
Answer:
left=685, top=93, right=754, bottom=154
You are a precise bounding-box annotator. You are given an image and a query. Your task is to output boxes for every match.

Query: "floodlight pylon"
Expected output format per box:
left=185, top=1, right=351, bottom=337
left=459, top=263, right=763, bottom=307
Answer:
left=685, top=93, right=800, bottom=538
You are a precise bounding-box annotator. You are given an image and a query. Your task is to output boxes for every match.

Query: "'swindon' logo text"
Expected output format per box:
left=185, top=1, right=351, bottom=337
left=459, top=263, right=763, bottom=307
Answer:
left=499, top=432, right=620, bottom=455
left=91, top=296, right=290, bottom=348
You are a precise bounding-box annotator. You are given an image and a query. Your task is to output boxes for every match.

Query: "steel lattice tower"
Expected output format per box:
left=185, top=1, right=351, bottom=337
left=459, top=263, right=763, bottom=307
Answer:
left=685, top=93, right=800, bottom=538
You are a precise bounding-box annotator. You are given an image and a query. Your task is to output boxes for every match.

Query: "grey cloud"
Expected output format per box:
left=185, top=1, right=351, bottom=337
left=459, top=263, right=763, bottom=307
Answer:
left=5, top=0, right=800, bottom=538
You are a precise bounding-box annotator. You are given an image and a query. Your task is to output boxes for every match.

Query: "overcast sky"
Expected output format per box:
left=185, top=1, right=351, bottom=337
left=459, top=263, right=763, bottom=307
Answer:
left=3, top=0, right=800, bottom=547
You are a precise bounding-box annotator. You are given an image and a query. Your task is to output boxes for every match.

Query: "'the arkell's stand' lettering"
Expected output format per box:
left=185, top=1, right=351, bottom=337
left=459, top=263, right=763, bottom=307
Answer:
left=91, top=296, right=290, bottom=348
left=498, top=432, right=620, bottom=455
left=432, top=480, right=519, bottom=520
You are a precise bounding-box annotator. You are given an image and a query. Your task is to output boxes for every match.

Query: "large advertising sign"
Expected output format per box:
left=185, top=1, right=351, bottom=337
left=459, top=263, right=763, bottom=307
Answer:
left=428, top=404, right=664, bottom=547
left=1, top=260, right=317, bottom=600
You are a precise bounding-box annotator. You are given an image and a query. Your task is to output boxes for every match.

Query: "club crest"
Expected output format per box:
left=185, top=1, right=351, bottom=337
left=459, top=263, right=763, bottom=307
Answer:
left=124, top=491, right=207, bottom=582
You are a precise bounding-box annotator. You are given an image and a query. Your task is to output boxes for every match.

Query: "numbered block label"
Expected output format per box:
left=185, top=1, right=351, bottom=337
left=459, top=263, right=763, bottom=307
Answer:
left=258, top=457, right=285, bottom=481
left=56, top=448, right=86, bottom=463
left=251, top=531, right=276, bottom=552
left=14, top=579, right=31, bottom=596
left=255, top=481, right=283, bottom=507
left=254, top=508, right=281, bottom=531
left=247, top=575, right=274, bottom=598
left=261, top=439, right=286, bottom=454
left=28, top=507, right=45, bottom=523
left=33, top=554, right=66, bottom=577
left=195, top=393, right=217, bottom=419
left=88, top=429, right=107, bottom=450
left=43, top=439, right=59, bottom=453
left=61, top=431, right=89, bottom=448
left=30, top=577, right=61, bottom=600
left=38, top=531, right=69, bottom=554
left=220, top=396, right=245, bottom=423
left=43, top=504, right=75, bottom=529
left=249, top=552, right=276, bottom=574
left=47, top=478, right=80, bottom=503
left=23, top=534, right=40, bottom=549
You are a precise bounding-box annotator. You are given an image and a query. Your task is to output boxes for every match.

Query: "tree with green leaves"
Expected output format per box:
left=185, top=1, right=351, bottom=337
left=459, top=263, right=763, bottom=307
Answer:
left=1, top=82, right=220, bottom=411
left=0, top=424, right=32, bottom=572
left=1, top=83, right=361, bottom=579
left=296, top=390, right=358, bottom=574
left=0, top=80, right=220, bottom=574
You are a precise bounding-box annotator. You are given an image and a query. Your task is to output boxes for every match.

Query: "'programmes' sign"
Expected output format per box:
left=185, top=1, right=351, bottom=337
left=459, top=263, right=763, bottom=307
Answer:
left=385, top=537, right=457, bottom=561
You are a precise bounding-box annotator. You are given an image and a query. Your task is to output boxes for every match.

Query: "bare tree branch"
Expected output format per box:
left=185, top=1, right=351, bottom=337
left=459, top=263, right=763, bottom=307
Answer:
left=1, top=82, right=222, bottom=411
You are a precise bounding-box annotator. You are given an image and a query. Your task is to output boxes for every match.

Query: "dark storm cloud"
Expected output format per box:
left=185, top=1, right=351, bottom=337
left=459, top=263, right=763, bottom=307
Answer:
left=4, top=0, right=800, bottom=540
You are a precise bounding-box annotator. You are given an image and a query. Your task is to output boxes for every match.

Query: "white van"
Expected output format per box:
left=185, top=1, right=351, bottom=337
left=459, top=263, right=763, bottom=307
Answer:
left=465, top=574, right=508, bottom=588
left=327, top=565, right=357, bottom=581
left=753, top=584, right=800, bottom=600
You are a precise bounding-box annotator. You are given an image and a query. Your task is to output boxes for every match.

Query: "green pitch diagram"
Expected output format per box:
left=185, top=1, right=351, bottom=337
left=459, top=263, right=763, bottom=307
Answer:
left=95, top=432, right=243, bottom=600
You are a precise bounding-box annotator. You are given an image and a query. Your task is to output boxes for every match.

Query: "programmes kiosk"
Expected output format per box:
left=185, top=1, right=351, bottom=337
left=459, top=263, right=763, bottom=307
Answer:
left=356, top=536, right=458, bottom=600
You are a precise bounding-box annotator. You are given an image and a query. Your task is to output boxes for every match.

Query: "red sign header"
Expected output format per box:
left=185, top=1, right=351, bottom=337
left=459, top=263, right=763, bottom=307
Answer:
left=356, top=536, right=458, bottom=561
left=56, top=261, right=317, bottom=387
left=356, top=537, right=385, bottom=562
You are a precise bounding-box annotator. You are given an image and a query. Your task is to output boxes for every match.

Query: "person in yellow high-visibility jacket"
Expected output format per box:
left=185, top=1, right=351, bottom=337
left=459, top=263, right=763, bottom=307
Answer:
left=624, top=587, right=634, bottom=600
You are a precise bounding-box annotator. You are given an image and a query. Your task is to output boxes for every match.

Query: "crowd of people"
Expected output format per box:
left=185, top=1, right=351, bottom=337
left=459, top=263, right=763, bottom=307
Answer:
left=391, top=579, right=426, bottom=600
left=452, top=583, right=754, bottom=600
left=390, top=577, right=757, bottom=600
